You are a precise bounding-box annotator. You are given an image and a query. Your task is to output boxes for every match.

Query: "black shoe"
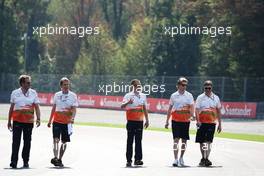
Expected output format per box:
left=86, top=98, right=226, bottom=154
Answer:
left=134, top=160, right=144, bottom=166
left=58, top=159, right=64, bottom=167
left=10, top=162, right=17, bottom=169
left=23, top=162, right=29, bottom=168
left=126, top=162, right=132, bottom=167
left=51, top=157, right=60, bottom=166
left=205, top=159, right=212, bottom=167
left=199, top=158, right=206, bottom=166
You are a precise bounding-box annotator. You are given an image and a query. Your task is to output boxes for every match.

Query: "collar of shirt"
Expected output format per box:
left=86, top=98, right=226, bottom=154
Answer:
left=175, top=90, right=186, bottom=96
left=203, top=92, right=215, bottom=100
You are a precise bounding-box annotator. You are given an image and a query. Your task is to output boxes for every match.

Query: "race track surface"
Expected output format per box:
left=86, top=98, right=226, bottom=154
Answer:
left=0, top=121, right=263, bottom=176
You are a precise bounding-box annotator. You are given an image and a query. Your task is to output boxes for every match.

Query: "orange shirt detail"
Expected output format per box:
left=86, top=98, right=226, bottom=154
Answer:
left=171, top=105, right=191, bottom=122
left=12, top=105, right=35, bottom=123
left=199, top=108, right=218, bottom=124
left=126, top=106, right=144, bottom=121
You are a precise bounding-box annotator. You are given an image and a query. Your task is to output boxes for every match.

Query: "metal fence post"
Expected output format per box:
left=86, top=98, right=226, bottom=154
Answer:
left=221, top=77, right=225, bottom=101
left=243, top=77, right=247, bottom=102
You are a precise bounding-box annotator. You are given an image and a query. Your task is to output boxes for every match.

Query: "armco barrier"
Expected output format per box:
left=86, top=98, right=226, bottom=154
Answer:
left=37, top=93, right=257, bottom=119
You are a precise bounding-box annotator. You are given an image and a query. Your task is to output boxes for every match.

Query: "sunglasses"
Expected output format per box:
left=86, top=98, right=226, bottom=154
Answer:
left=25, top=82, right=31, bottom=84
left=181, top=84, right=187, bottom=87
left=204, top=87, right=212, bottom=90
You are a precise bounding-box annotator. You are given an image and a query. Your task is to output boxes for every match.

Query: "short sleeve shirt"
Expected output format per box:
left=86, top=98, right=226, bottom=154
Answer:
left=122, top=92, right=147, bottom=109
left=169, top=91, right=194, bottom=111
left=10, top=88, right=40, bottom=110
left=195, top=93, right=221, bottom=111
left=53, top=91, right=78, bottom=112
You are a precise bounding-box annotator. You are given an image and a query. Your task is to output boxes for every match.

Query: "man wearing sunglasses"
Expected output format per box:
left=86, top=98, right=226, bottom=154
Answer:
left=195, top=80, right=222, bottom=167
left=7, top=75, right=41, bottom=168
left=165, top=77, right=194, bottom=167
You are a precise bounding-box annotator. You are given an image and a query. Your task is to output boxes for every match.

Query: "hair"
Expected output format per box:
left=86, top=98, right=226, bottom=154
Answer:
left=177, top=77, right=188, bottom=85
left=60, top=77, right=70, bottom=86
left=19, top=75, right=31, bottom=86
left=130, top=79, right=141, bottom=86
left=204, top=80, right=213, bottom=86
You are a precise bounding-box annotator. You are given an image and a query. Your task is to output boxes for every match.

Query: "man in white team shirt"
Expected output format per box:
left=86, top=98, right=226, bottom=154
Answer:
left=165, top=77, right=194, bottom=167
left=121, top=79, right=149, bottom=167
left=47, top=77, right=78, bottom=167
left=195, top=80, right=222, bottom=167
left=7, top=75, right=41, bottom=168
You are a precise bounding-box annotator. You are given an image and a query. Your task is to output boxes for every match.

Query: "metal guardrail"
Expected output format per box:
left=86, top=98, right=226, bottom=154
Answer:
left=1, top=73, right=264, bottom=102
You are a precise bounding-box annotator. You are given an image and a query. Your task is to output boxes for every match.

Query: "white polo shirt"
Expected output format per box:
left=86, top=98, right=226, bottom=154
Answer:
left=195, top=92, right=221, bottom=111
left=169, top=90, right=194, bottom=111
left=10, top=88, right=40, bottom=110
left=122, top=91, right=147, bottom=109
left=53, top=91, right=78, bottom=111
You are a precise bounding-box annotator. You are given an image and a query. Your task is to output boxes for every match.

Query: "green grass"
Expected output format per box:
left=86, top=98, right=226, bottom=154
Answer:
left=64, top=121, right=264, bottom=143
left=1, top=118, right=263, bottom=143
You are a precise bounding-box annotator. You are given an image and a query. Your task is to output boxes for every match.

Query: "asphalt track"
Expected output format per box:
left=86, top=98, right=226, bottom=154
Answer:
left=0, top=104, right=263, bottom=176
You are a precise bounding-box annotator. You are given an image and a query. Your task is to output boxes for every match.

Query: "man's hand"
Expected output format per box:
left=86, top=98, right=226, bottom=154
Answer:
left=190, top=116, right=196, bottom=121
left=7, top=121, right=12, bottom=131
left=217, top=123, right=222, bottom=133
left=121, top=99, right=134, bottom=108
left=196, top=122, right=201, bottom=129
left=70, top=118, right=75, bottom=124
left=144, top=120, right=149, bottom=129
left=47, top=122, right=51, bottom=128
left=165, top=121, right=169, bottom=129
left=128, top=98, right=134, bottom=104
left=36, top=119, right=41, bottom=127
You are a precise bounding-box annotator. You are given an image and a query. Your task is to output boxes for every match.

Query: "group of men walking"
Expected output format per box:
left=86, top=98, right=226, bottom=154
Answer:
left=7, top=75, right=77, bottom=168
left=7, top=75, right=221, bottom=169
left=121, top=78, right=222, bottom=167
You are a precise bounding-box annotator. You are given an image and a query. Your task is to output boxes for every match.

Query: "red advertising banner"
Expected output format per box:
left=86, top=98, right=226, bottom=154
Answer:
left=221, top=102, right=257, bottom=118
left=38, top=93, right=257, bottom=118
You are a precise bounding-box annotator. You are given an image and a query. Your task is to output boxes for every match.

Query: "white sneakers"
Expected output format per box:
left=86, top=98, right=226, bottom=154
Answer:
left=172, top=159, right=178, bottom=167
left=172, top=158, right=184, bottom=167
left=179, top=157, right=184, bottom=166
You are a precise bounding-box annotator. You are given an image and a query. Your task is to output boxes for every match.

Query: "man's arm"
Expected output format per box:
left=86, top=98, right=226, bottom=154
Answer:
left=47, top=104, right=56, bottom=127
left=165, top=105, right=173, bottom=129
left=143, top=105, right=149, bottom=128
left=35, top=104, right=41, bottom=127
left=7, top=103, right=15, bottom=130
left=216, top=107, right=222, bottom=133
left=71, top=106, right=77, bottom=124
left=121, top=98, right=133, bottom=108
left=195, top=108, right=201, bottom=128
left=190, top=103, right=195, bottom=120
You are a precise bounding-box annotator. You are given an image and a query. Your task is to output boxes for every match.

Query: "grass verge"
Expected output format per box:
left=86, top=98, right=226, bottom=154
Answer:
left=1, top=118, right=263, bottom=143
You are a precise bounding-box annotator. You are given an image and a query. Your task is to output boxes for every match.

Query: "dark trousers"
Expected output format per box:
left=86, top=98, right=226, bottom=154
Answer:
left=126, top=120, right=143, bottom=162
left=11, top=121, right=33, bottom=165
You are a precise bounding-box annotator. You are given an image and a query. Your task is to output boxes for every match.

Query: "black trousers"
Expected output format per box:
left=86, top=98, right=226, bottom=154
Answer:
left=11, top=121, right=33, bottom=165
left=126, top=120, right=143, bottom=162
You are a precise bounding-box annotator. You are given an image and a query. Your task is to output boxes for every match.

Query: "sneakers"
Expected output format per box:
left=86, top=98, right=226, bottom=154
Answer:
left=199, top=158, right=212, bottom=167
left=199, top=158, right=206, bottom=166
left=51, top=157, right=63, bottom=167
left=51, top=157, right=59, bottom=166
left=126, top=161, right=132, bottom=167
left=205, top=158, right=212, bottom=167
left=23, top=162, right=29, bottom=168
left=172, top=159, right=178, bottom=167
left=57, top=159, right=64, bottom=167
left=179, top=157, right=184, bottom=166
left=10, top=162, right=17, bottom=169
left=134, top=160, right=144, bottom=166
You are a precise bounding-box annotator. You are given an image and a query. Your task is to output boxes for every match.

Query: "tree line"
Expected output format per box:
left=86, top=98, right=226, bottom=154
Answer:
left=0, top=0, right=263, bottom=78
